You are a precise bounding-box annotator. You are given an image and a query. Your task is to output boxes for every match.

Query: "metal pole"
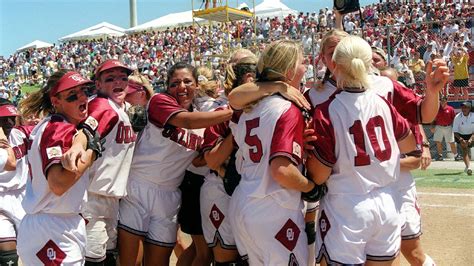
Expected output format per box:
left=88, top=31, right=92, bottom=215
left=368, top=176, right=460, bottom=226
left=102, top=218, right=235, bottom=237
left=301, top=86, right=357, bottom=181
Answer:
left=386, top=25, right=391, bottom=66
left=129, top=0, right=137, bottom=27
left=312, top=31, right=316, bottom=86
left=253, top=0, right=256, bottom=49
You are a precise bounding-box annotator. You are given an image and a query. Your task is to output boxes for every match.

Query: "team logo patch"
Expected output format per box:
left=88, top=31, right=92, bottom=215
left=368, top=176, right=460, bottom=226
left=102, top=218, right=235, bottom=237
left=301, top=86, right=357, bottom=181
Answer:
left=6, top=105, right=18, bottom=115
left=84, top=116, right=98, bottom=130
left=288, top=253, right=299, bottom=266
left=275, top=218, right=300, bottom=252
left=293, top=141, right=301, bottom=158
left=319, top=210, right=331, bottom=241
left=69, top=73, right=87, bottom=83
left=209, top=204, right=224, bottom=229
left=36, top=240, right=67, bottom=265
left=46, top=146, right=62, bottom=159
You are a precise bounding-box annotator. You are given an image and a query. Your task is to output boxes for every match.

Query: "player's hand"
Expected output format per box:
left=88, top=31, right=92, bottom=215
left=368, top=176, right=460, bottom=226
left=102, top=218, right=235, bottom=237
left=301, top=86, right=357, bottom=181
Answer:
left=425, top=59, right=449, bottom=95
left=420, top=146, right=432, bottom=170
left=429, top=127, right=435, bottom=134
left=303, top=128, right=317, bottom=152
left=0, top=128, right=6, bottom=140
left=275, top=82, right=311, bottom=110
left=0, top=139, right=10, bottom=149
left=303, top=117, right=317, bottom=152
left=61, top=144, right=87, bottom=173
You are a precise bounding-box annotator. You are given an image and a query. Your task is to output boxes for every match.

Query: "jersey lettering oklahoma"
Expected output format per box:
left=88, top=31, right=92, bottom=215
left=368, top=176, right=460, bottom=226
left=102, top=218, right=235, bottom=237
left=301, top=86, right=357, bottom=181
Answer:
left=86, top=97, right=136, bottom=197
left=22, top=115, right=88, bottom=214
left=312, top=89, right=410, bottom=195
left=231, top=95, right=305, bottom=210
left=129, top=93, right=205, bottom=188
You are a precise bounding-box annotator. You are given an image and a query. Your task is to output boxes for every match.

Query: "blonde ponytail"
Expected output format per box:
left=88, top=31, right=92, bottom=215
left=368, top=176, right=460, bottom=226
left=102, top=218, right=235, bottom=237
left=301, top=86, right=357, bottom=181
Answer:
left=332, top=35, right=371, bottom=89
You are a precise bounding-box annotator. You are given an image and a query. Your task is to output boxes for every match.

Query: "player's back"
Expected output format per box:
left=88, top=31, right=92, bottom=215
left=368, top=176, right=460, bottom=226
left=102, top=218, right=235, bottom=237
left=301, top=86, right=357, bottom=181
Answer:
left=232, top=95, right=303, bottom=210
left=313, top=89, right=409, bottom=195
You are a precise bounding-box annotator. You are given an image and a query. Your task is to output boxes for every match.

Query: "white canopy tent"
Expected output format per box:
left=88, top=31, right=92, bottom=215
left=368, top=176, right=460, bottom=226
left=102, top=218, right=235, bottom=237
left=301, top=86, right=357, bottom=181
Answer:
left=59, top=22, right=126, bottom=42
left=126, top=11, right=205, bottom=33
left=127, top=0, right=297, bottom=33
left=16, top=40, right=53, bottom=52
left=254, top=0, right=297, bottom=19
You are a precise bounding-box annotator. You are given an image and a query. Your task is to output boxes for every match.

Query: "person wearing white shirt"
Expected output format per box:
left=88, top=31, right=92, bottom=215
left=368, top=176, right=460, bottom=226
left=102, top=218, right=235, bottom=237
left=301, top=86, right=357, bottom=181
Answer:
left=453, top=102, right=474, bottom=175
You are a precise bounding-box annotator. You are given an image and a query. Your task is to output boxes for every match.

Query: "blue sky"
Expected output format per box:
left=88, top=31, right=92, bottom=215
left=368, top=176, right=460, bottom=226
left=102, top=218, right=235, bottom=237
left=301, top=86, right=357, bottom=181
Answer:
left=0, top=0, right=378, bottom=57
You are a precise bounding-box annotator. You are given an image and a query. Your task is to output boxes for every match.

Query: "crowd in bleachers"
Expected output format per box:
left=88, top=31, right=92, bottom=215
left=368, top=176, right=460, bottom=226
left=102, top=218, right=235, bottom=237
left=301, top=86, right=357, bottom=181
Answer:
left=0, top=0, right=472, bottom=102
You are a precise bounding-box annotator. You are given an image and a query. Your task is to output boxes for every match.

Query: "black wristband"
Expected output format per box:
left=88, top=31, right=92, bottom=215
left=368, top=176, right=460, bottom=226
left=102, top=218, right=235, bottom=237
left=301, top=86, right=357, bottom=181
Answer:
left=302, top=182, right=328, bottom=203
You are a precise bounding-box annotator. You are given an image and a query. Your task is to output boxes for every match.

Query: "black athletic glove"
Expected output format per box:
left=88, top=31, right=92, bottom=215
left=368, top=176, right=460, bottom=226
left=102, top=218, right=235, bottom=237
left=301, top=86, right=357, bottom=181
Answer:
left=223, top=151, right=242, bottom=196
left=127, top=105, right=147, bottom=133
left=302, top=182, right=327, bottom=203
left=78, top=122, right=105, bottom=160
left=305, top=221, right=316, bottom=245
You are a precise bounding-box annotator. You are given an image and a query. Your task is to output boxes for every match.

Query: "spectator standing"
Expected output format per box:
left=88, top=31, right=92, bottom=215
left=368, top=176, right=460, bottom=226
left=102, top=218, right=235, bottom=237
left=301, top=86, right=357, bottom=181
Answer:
left=432, top=96, right=458, bottom=161
left=409, top=51, right=426, bottom=83
left=453, top=101, right=474, bottom=175
left=396, top=55, right=415, bottom=88
left=451, top=47, right=470, bottom=101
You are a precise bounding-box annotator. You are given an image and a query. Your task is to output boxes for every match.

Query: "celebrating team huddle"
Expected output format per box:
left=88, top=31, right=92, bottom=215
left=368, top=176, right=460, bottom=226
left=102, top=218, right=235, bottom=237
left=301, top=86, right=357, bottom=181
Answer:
left=0, top=25, right=449, bottom=266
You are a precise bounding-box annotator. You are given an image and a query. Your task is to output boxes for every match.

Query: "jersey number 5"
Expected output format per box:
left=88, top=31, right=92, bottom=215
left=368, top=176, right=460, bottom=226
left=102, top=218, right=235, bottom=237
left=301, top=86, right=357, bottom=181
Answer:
left=245, top=118, right=263, bottom=163
left=349, top=115, right=392, bottom=166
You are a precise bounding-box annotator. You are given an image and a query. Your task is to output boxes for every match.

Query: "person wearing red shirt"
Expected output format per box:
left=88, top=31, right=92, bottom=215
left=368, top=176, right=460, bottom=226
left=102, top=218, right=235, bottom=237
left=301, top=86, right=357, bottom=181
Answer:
left=432, top=96, right=458, bottom=161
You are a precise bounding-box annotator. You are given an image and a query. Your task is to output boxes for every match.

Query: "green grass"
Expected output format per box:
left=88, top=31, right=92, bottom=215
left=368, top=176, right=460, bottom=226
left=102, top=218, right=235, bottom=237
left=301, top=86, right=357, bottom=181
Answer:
left=412, top=169, right=474, bottom=189
left=21, top=84, right=41, bottom=94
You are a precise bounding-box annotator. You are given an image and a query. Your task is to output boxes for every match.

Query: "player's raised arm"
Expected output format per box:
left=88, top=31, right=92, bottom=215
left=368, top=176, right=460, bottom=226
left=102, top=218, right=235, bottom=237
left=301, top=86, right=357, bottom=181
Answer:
left=228, top=81, right=310, bottom=110
left=421, top=59, right=450, bottom=123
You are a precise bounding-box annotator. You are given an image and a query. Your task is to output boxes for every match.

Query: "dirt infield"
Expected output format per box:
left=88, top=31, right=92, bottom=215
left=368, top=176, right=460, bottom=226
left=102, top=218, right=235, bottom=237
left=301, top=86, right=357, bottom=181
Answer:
left=401, top=187, right=474, bottom=265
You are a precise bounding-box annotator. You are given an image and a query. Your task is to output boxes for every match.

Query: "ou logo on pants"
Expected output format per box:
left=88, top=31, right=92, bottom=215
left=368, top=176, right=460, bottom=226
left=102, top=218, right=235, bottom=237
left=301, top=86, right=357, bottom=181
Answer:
left=212, top=210, right=221, bottom=221
left=47, top=248, right=57, bottom=260
left=286, top=228, right=294, bottom=241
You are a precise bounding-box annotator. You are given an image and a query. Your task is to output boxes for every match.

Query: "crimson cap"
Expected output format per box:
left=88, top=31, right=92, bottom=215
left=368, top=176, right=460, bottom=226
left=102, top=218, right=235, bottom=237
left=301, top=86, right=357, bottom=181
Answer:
left=95, top=59, right=132, bottom=77
left=50, top=71, right=92, bottom=96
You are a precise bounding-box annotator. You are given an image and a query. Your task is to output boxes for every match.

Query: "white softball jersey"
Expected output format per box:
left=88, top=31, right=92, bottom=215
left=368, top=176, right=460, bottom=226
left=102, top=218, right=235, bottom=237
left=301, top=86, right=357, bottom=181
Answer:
left=86, top=97, right=136, bottom=198
left=312, top=89, right=411, bottom=195
left=22, top=115, right=88, bottom=214
left=0, top=126, right=32, bottom=192
left=129, top=93, right=205, bottom=189
left=231, top=94, right=305, bottom=210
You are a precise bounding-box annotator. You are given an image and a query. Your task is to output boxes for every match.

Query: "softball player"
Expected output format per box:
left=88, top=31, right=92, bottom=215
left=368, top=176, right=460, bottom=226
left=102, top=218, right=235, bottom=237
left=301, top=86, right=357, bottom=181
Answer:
left=117, top=62, right=232, bottom=266
left=200, top=55, right=257, bottom=265
left=228, top=40, right=315, bottom=265
left=176, top=65, right=224, bottom=266
left=0, top=100, right=29, bottom=266
left=70, top=59, right=137, bottom=265
left=306, top=35, right=416, bottom=265
left=16, top=70, right=98, bottom=265
left=397, top=125, right=436, bottom=266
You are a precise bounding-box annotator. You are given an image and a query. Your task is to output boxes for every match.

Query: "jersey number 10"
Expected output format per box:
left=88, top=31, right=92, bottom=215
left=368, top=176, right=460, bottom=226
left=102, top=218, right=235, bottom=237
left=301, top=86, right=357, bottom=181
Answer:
left=349, top=115, right=392, bottom=166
